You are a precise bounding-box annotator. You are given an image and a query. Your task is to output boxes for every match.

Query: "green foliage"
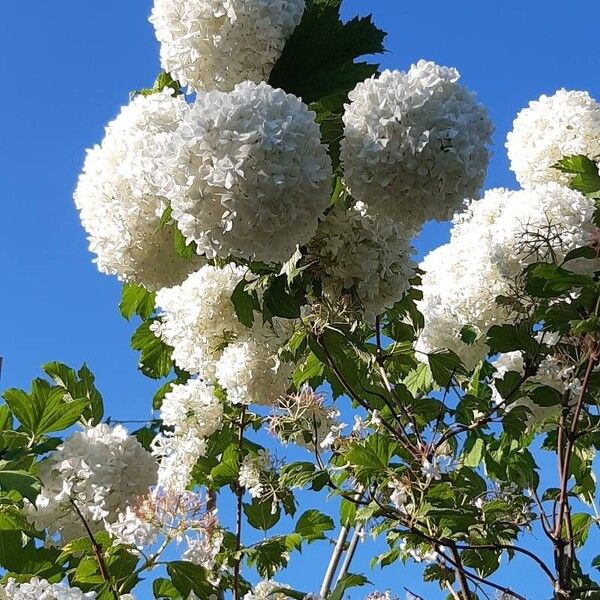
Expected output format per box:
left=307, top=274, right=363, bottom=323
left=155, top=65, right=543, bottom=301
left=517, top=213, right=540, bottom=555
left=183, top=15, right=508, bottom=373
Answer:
left=131, top=318, right=174, bottom=379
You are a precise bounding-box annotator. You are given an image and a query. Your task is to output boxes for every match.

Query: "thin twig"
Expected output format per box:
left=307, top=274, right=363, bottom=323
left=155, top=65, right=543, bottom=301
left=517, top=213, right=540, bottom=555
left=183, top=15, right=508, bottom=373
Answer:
left=233, top=405, right=247, bottom=600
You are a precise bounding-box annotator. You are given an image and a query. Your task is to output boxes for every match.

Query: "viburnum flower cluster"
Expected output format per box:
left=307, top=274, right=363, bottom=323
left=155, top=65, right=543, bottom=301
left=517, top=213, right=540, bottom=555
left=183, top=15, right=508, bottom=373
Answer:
left=308, top=200, right=415, bottom=321
left=341, top=61, right=494, bottom=233
left=243, top=580, right=290, bottom=600
left=162, top=81, right=332, bottom=263
left=154, top=264, right=293, bottom=408
left=417, top=183, right=597, bottom=367
left=150, top=0, right=305, bottom=92
left=26, top=424, right=157, bottom=544
left=151, top=379, right=224, bottom=490
left=0, top=578, right=98, bottom=600
left=506, top=89, right=600, bottom=188
left=74, top=90, right=201, bottom=291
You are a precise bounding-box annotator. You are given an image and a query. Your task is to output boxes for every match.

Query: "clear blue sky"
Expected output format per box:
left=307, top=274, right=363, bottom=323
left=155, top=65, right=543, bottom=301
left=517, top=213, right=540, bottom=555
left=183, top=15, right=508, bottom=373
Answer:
left=2, top=1, right=600, bottom=598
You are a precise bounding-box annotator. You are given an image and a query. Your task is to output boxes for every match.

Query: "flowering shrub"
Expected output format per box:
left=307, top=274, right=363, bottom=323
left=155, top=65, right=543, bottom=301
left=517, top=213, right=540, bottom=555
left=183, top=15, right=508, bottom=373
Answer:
left=3, top=1, right=600, bottom=600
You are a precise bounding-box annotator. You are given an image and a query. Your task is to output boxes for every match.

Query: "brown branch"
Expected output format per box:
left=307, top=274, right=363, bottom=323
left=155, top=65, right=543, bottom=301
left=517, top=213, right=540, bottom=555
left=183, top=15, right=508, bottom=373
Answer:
left=70, top=498, right=118, bottom=599
left=449, top=544, right=472, bottom=599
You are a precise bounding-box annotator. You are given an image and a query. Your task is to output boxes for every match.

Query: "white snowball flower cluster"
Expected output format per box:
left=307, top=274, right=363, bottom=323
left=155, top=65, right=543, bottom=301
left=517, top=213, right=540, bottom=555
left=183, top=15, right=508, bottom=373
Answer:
left=150, top=0, right=304, bottom=92
left=106, top=505, right=160, bottom=552
left=163, top=81, right=332, bottom=263
left=74, top=90, right=201, bottom=290
left=308, top=200, right=415, bottom=320
left=152, top=379, right=224, bottom=490
left=243, top=580, right=289, bottom=600
left=2, top=578, right=97, bottom=599
left=155, top=264, right=294, bottom=406
left=341, top=61, right=493, bottom=232
left=417, top=185, right=597, bottom=368
left=26, top=424, right=157, bottom=543
left=507, top=89, right=600, bottom=188
left=154, top=263, right=246, bottom=377
left=215, top=318, right=293, bottom=406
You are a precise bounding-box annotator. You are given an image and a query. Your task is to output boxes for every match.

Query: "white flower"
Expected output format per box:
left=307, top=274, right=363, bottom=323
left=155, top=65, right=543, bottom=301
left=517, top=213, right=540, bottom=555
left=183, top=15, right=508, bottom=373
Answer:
left=243, top=580, right=289, bottom=600
left=239, top=450, right=271, bottom=498
left=154, top=263, right=247, bottom=377
left=74, top=90, right=202, bottom=290
left=341, top=62, right=493, bottom=232
left=388, top=480, right=409, bottom=512
left=506, top=89, right=600, bottom=188
left=3, top=578, right=97, bottom=599
left=215, top=319, right=293, bottom=406
left=150, top=0, right=304, bottom=92
left=162, top=81, right=332, bottom=263
left=416, top=185, right=597, bottom=369
left=26, top=424, right=157, bottom=544
left=106, top=505, right=160, bottom=551
left=183, top=529, right=223, bottom=571
left=153, top=379, right=224, bottom=491
left=421, top=458, right=441, bottom=481
left=308, top=200, right=415, bottom=321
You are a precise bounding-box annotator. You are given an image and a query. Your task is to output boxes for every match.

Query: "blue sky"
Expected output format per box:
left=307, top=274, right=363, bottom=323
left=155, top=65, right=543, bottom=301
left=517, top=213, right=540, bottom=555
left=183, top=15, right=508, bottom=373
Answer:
left=2, top=1, right=600, bottom=598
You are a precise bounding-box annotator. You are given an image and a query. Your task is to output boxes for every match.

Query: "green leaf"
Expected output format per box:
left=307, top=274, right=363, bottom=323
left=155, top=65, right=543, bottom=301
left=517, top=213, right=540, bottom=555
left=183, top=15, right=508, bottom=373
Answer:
left=459, top=324, right=478, bottom=345
left=120, top=283, right=156, bottom=320
left=525, top=262, right=594, bottom=298
left=0, top=470, right=39, bottom=502
left=428, top=350, right=462, bottom=387
left=43, top=362, right=104, bottom=424
left=246, top=537, right=289, bottom=578
left=231, top=279, right=260, bottom=328
left=554, top=155, right=600, bottom=194
left=463, top=437, right=484, bottom=468
left=294, top=509, right=334, bottom=541
left=264, top=275, right=304, bottom=319
left=270, top=0, right=385, bottom=104
left=167, top=561, right=217, bottom=598
left=210, top=444, right=240, bottom=487
left=292, top=352, right=325, bottom=389
left=174, top=227, right=197, bottom=261
left=565, top=513, right=593, bottom=547
left=131, top=319, right=174, bottom=379
left=487, top=324, right=538, bottom=357
left=404, top=362, right=433, bottom=395
left=153, top=578, right=182, bottom=599
left=244, top=498, right=281, bottom=532
left=329, top=573, right=369, bottom=600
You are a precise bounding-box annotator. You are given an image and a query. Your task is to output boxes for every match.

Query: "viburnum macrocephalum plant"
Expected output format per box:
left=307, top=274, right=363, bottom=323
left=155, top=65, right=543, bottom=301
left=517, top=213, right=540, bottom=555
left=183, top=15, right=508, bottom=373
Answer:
left=3, top=1, right=600, bottom=600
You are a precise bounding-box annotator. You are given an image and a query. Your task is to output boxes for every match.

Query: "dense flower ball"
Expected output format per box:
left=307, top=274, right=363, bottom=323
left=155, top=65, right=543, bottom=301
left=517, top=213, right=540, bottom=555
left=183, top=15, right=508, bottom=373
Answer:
left=506, top=89, right=600, bottom=188
left=152, top=379, right=224, bottom=490
left=215, top=319, right=293, bottom=405
left=308, top=201, right=415, bottom=320
left=154, top=263, right=247, bottom=377
left=243, top=580, right=290, bottom=600
left=417, top=185, right=598, bottom=368
left=416, top=189, right=512, bottom=368
left=2, top=578, right=97, bottom=600
left=163, top=81, right=332, bottom=263
left=26, top=424, right=157, bottom=543
left=341, top=62, right=494, bottom=232
left=150, top=0, right=304, bottom=92
left=74, top=90, right=202, bottom=290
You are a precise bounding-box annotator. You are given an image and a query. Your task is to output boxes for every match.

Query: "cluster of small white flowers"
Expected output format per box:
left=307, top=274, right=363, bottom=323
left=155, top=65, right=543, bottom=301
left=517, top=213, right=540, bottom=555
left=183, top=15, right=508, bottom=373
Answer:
left=150, top=0, right=304, bottom=92
left=243, top=580, right=289, bottom=600
left=162, top=81, right=332, bottom=263
left=308, top=201, right=415, bottom=321
left=341, top=61, right=493, bottom=233
left=388, top=480, right=409, bottom=512
left=152, top=379, right=224, bottom=490
left=105, top=505, right=160, bottom=551
left=417, top=184, right=596, bottom=368
left=155, top=264, right=294, bottom=406
left=506, top=89, right=600, bottom=188
left=2, top=578, right=97, bottom=599
left=26, top=424, right=157, bottom=544
left=182, top=529, right=223, bottom=571
left=74, top=90, right=201, bottom=290
left=239, top=450, right=271, bottom=498
left=215, top=318, right=293, bottom=406
left=154, top=263, right=246, bottom=377
left=365, top=592, right=399, bottom=600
